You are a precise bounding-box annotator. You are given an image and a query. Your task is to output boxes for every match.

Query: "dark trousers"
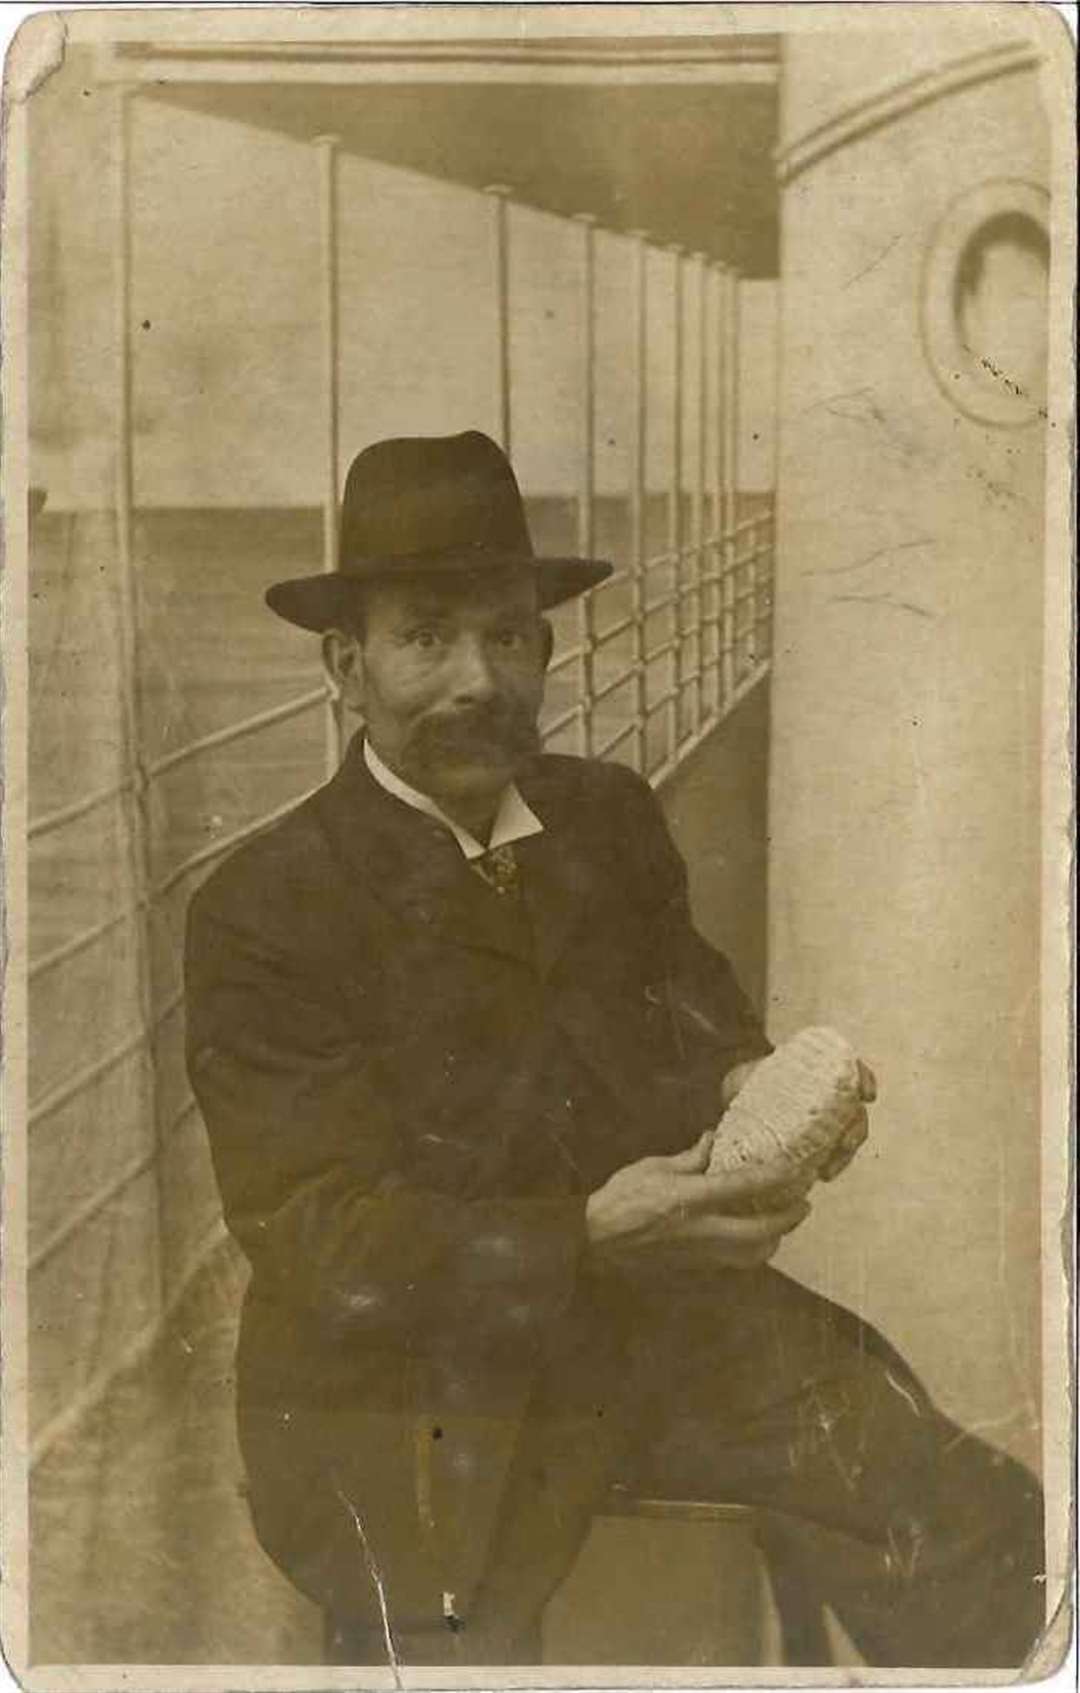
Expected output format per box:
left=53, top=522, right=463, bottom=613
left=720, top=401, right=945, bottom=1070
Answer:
left=325, top=1265, right=1045, bottom=1669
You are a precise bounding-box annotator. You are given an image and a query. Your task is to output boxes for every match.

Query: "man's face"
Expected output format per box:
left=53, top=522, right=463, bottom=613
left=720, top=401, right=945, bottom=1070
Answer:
left=327, top=569, right=550, bottom=804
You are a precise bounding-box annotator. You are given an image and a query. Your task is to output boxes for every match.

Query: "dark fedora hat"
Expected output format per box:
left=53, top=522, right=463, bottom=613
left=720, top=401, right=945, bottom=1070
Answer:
left=265, top=430, right=613, bottom=632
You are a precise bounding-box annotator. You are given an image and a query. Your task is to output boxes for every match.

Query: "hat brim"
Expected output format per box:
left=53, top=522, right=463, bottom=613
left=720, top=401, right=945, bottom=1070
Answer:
left=265, top=552, right=614, bottom=632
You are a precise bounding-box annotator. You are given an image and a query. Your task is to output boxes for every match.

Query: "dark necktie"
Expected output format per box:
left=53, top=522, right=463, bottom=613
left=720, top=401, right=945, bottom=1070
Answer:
left=471, top=842, right=520, bottom=897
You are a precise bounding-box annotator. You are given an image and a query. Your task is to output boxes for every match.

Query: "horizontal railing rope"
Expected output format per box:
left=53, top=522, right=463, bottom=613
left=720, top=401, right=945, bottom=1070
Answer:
left=25, top=155, right=779, bottom=1477
left=28, top=173, right=773, bottom=1337
left=29, top=777, right=131, bottom=842
left=29, top=687, right=330, bottom=842
left=32, top=515, right=772, bottom=1007
left=145, top=685, right=329, bottom=780
left=29, top=905, right=136, bottom=982
left=29, top=982, right=186, bottom=1127
left=152, top=785, right=322, bottom=899
left=29, top=1216, right=231, bottom=1470
left=540, top=501, right=774, bottom=782
left=29, top=1094, right=199, bottom=1275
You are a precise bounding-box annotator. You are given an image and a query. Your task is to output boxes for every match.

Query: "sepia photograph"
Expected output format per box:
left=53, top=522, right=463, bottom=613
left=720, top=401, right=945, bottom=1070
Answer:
left=0, top=3, right=1074, bottom=1685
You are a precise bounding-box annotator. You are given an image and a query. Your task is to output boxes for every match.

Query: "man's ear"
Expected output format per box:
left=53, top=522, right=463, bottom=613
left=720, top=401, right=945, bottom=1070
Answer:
left=539, top=617, right=555, bottom=670
left=322, top=628, right=365, bottom=713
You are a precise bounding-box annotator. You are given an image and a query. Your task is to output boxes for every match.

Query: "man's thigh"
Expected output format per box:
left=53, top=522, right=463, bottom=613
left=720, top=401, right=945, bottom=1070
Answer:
left=612, top=1260, right=921, bottom=1416
left=610, top=1263, right=997, bottom=1542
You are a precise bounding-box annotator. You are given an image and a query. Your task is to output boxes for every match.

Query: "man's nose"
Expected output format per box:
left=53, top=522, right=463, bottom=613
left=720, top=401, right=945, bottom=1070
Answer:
left=447, top=637, right=498, bottom=703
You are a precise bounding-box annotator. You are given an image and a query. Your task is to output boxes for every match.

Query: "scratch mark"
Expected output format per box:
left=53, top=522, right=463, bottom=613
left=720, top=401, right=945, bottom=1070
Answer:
left=804, top=1387, right=862, bottom=1494
left=910, top=713, right=928, bottom=816
left=803, top=385, right=930, bottom=469
left=795, top=384, right=876, bottom=421
left=809, top=537, right=934, bottom=578
left=831, top=593, right=934, bottom=620
left=884, top=1370, right=923, bottom=1418
left=332, top=1479, right=404, bottom=1688
left=413, top=1418, right=436, bottom=1534
left=823, top=389, right=883, bottom=424
left=886, top=1518, right=925, bottom=1581
left=674, top=994, right=721, bottom=1038
left=843, top=234, right=900, bottom=290
left=942, top=1409, right=1030, bottom=1455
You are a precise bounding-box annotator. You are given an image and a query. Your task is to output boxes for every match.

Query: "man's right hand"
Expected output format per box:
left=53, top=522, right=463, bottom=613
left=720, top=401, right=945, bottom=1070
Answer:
left=584, top=1131, right=811, bottom=1269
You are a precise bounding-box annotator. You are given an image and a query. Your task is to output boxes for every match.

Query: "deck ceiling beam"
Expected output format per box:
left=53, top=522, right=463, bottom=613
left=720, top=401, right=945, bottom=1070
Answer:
left=98, top=37, right=779, bottom=88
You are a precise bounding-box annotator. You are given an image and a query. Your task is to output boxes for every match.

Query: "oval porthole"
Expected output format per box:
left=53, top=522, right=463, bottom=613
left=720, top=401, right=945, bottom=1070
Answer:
left=922, top=180, right=1049, bottom=427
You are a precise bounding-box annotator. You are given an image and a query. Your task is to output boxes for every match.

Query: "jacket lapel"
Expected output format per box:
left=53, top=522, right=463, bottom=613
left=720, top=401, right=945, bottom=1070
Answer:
left=315, top=738, right=536, bottom=966
left=514, top=762, right=596, bottom=978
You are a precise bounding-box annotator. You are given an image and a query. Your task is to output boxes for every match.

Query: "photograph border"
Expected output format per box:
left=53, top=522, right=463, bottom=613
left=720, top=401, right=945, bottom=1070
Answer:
left=1, top=5, right=1074, bottom=1688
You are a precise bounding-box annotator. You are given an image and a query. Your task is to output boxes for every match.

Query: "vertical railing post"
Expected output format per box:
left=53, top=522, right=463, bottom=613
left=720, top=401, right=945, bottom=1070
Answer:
left=114, top=85, right=137, bottom=718
left=761, top=504, right=774, bottom=665
left=629, top=231, right=649, bottom=776
left=726, top=268, right=742, bottom=686
left=314, top=134, right=343, bottom=770
left=708, top=262, right=725, bottom=717
left=574, top=213, right=597, bottom=757
left=113, top=83, right=152, bottom=933
left=112, top=83, right=162, bottom=1301
left=692, top=251, right=709, bottom=734
left=668, top=245, right=684, bottom=763
left=719, top=264, right=739, bottom=706
left=484, top=185, right=513, bottom=456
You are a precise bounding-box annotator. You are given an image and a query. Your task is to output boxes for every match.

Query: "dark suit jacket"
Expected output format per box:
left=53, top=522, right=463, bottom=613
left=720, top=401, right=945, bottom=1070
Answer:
left=184, top=737, right=771, bottom=1638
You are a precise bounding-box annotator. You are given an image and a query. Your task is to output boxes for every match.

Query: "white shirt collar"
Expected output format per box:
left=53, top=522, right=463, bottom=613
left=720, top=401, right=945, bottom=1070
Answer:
left=363, top=738, right=543, bottom=861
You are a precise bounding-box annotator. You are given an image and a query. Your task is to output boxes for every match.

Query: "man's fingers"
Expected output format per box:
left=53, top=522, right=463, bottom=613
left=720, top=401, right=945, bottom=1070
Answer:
left=659, top=1131, right=715, bottom=1176
left=661, top=1201, right=810, bottom=1246
left=819, top=1105, right=869, bottom=1180
left=630, top=1235, right=786, bottom=1269
left=819, top=1146, right=851, bottom=1182
left=840, top=1104, right=869, bottom=1151
left=857, top=1059, right=877, bottom=1103
left=675, top=1166, right=803, bottom=1216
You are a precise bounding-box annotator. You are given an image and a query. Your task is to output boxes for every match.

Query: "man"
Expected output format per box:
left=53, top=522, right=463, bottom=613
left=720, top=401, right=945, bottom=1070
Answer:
left=184, top=431, right=1043, bottom=1670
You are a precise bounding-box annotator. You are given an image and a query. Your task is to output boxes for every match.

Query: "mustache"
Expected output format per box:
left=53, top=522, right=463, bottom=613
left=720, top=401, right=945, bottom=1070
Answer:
left=404, top=703, right=540, bottom=764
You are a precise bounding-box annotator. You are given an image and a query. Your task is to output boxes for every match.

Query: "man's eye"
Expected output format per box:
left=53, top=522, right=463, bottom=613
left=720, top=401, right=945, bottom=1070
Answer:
left=408, top=628, right=442, bottom=649
left=495, top=629, right=526, bottom=649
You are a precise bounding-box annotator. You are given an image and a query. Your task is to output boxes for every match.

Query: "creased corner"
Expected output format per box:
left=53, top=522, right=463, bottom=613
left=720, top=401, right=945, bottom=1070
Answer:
left=3, top=11, right=66, bottom=105
left=1015, top=1566, right=1074, bottom=1683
